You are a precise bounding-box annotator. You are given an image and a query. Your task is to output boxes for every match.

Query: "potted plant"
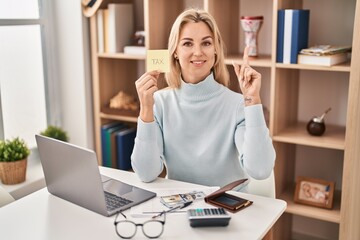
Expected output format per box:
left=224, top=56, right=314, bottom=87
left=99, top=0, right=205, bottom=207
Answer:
left=0, top=137, right=30, bottom=185
left=40, top=125, right=69, bottom=142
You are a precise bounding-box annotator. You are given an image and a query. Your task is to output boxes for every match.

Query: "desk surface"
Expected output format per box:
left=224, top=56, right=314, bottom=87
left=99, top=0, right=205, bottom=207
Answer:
left=0, top=167, right=286, bottom=240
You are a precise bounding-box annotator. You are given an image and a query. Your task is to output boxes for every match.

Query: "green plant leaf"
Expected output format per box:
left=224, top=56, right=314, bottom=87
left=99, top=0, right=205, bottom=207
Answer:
left=0, top=137, right=30, bottom=162
left=40, top=125, right=69, bottom=142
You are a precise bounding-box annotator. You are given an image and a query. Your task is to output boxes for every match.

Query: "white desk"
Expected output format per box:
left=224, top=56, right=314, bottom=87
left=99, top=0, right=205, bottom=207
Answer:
left=0, top=167, right=286, bottom=240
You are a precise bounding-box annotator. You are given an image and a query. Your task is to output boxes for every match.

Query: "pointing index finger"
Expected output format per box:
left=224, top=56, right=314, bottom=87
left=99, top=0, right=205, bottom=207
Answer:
left=243, top=46, right=250, bottom=65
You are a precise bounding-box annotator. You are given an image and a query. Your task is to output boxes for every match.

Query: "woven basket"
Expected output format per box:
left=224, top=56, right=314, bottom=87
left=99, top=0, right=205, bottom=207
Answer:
left=0, top=158, right=27, bottom=185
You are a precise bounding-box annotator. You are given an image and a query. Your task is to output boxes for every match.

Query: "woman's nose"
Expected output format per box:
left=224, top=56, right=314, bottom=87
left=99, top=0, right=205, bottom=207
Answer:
left=193, top=45, right=203, bottom=56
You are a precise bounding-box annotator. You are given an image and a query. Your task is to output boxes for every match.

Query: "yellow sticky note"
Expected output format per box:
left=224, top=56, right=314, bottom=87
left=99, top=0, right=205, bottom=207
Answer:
left=146, top=49, right=170, bottom=73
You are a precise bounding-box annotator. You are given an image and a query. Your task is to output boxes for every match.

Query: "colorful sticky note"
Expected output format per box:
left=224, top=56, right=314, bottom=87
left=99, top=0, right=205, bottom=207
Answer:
left=146, top=49, right=170, bottom=73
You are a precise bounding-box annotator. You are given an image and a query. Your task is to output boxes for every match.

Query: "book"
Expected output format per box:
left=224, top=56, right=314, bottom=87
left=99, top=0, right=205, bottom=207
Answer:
left=101, top=122, right=119, bottom=166
left=105, top=124, right=128, bottom=168
left=124, top=46, right=146, bottom=55
left=300, top=45, right=352, bottom=56
left=110, top=126, right=128, bottom=168
left=107, top=3, right=134, bottom=53
left=100, top=122, right=124, bottom=167
left=282, top=9, right=293, bottom=63
left=115, top=128, right=136, bottom=170
left=276, top=10, right=285, bottom=63
left=103, top=8, right=109, bottom=52
left=277, top=9, right=310, bottom=64
left=96, top=9, right=104, bottom=53
left=298, top=52, right=348, bottom=66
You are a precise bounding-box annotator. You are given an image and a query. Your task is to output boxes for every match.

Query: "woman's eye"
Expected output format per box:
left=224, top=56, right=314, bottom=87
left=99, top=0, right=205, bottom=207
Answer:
left=203, top=41, right=212, bottom=46
left=183, top=42, right=192, bottom=47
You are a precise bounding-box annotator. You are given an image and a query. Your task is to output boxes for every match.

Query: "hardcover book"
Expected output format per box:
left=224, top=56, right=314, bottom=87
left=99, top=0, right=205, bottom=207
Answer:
left=96, top=9, right=104, bottom=53
left=116, top=127, right=136, bottom=170
left=298, top=52, right=348, bottom=66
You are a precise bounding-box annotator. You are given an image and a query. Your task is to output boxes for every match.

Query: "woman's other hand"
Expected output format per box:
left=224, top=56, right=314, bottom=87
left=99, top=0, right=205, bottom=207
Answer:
left=135, top=70, right=160, bottom=122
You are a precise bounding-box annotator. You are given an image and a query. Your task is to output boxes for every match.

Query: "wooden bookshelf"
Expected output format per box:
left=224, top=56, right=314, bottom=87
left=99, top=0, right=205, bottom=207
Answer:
left=272, top=123, right=346, bottom=150
left=280, top=189, right=341, bottom=223
left=88, top=0, right=360, bottom=239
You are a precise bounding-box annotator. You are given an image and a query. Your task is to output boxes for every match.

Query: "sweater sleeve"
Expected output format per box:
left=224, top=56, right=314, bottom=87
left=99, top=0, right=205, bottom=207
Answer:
left=235, top=104, right=276, bottom=180
left=130, top=117, right=164, bottom=182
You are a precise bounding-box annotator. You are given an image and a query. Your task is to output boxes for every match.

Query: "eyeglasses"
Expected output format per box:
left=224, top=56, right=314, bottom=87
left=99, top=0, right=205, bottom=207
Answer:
left=114, top=211, right=166, bottom=239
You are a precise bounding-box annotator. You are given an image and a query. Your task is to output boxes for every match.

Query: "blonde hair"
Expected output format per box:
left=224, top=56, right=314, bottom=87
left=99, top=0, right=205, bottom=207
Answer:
left=165, top=9, right=229, bottom=88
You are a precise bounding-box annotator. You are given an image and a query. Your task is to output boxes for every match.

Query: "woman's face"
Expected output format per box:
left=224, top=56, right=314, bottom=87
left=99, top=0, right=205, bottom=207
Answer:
left=176, top=21, right=216, bottom=84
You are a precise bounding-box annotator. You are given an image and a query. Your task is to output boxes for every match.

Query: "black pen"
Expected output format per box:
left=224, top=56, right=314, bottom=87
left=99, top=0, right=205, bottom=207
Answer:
left=152, top=201, right=193, bottom=219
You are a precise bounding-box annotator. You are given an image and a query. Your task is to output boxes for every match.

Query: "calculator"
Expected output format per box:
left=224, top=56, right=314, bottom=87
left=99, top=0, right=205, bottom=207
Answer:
left=187, top=208, right=231, bottom=227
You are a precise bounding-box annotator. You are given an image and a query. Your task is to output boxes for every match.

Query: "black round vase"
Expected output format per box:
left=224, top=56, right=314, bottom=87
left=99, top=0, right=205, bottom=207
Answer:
left=307, top=119, right=326, bottom=136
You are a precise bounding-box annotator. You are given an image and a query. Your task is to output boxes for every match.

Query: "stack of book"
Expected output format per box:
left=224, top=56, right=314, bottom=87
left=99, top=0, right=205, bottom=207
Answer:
left=297, top=45, right=351, bottom=66
left=277, top=9, right=310, bottom=64
left=96, top=3, right=134, bottom=53
left=100, top=122, right=136, bottom=170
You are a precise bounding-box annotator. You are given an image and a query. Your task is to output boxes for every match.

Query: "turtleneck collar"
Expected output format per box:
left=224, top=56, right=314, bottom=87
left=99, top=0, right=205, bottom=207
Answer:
left=178, top=73, right=225, bottom=102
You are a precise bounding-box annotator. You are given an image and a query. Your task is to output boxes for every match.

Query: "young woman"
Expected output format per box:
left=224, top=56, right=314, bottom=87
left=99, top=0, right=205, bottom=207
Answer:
left=131, top=9, right=275, bottom=190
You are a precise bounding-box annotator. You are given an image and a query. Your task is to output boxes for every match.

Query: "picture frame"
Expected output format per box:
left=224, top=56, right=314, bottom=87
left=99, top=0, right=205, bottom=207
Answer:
left=294, top=176, right=335, bottom=209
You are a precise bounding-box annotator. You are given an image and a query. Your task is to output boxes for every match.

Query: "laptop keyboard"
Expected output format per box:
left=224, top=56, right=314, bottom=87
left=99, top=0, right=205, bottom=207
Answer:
left=104, top=191, right=133, bottom=211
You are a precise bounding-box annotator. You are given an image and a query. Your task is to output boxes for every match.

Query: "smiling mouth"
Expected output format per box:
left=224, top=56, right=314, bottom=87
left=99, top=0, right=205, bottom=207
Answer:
left=191, top=60, right=206, bottom=65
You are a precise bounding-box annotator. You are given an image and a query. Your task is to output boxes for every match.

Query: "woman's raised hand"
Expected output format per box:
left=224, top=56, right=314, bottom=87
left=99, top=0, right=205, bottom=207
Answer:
left=232, top=46, right=262, bottom=106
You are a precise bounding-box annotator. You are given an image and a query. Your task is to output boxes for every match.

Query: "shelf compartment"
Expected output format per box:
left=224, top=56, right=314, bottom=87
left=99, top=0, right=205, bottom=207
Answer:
left=225, top=54, right=272, bottom=67
left=275, top=62, right=351, bottom=72
left=146, top=0, right=203, bottom=49
left=280, top=189, right=341, bottom=224
left=98, top=52, right=146, bottom=60
left=208, top=0, right=273, bottom=59
left=100, top=107, right=138, bottom=123
left=272, top=122, right=345, bottom=150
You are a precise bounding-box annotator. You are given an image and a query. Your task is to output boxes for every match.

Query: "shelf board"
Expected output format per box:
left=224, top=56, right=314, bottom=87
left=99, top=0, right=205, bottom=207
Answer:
left=97, top=52, right=146, bottom=60
left=280, top=190, right=341, bottom=223
left=275, top=61, right=351, bottom=72
left=100, top=107, right=138, bottom=123
left=272, top=123, right=345, bottom=150
left=225, top=54, right=272, bottom=67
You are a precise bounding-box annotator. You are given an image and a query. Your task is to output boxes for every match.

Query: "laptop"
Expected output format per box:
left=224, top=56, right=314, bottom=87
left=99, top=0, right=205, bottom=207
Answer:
left=35, top=134, right=156, bottom=217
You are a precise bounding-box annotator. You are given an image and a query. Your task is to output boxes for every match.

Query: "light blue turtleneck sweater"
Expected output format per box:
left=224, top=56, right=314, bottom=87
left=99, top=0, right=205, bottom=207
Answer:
left=131, top=73, right=275, bottom=189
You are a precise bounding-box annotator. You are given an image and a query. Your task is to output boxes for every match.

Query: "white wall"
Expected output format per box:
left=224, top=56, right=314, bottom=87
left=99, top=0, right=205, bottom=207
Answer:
left=50, top=0, right=93, bottom=149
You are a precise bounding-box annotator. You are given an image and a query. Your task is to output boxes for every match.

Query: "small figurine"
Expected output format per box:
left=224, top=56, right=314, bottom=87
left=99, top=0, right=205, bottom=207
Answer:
left=133, top=30, right=145, bottom=46
left=109, top=91, right=139, bottom=111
